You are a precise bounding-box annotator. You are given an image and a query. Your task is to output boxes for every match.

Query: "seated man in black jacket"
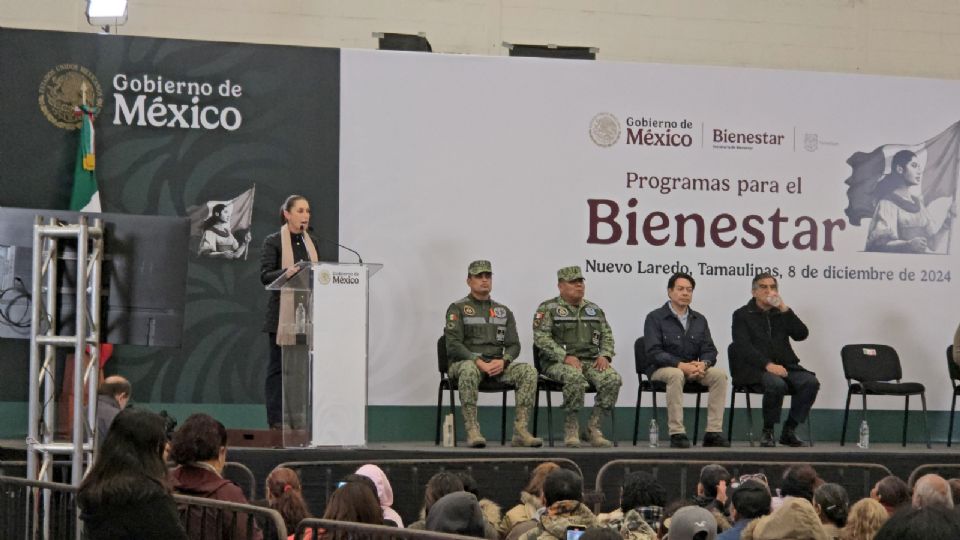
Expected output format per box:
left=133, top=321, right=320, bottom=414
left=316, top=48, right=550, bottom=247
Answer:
left=731, top=273, right=820, bottom=447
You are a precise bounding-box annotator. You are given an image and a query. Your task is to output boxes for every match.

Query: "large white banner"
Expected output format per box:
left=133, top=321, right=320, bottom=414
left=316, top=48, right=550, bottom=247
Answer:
left=340, top=49, right=960, bottom=410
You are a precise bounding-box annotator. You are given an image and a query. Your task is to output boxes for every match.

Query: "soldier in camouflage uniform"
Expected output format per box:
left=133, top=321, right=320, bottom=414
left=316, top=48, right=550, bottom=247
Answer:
left=444, top=260, right=542, bottom=448
left=533, top=265, right=622, bottom=447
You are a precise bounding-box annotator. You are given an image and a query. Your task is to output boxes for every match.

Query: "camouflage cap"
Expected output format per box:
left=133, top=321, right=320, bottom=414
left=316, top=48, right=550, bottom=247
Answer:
left=557, top=265, right=584, bottom=281
left=468, top=260, right=492, bottom=275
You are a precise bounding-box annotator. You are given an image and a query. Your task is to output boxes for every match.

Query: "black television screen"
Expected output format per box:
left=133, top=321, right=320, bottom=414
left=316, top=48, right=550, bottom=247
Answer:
left=0, top=208, right=188, bottom=347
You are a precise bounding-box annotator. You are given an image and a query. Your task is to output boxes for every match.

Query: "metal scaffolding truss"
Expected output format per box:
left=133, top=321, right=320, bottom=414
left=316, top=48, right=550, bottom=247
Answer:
left=25, top=215, right=104, bottom=538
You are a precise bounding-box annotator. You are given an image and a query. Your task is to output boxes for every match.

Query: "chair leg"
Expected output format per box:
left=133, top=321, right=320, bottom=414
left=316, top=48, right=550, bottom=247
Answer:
left=921, top=392, right=931, bottom=449
left=840, top=389, right=852, bottom=446
left=727, top=390, right=736, bottom=443
left=533, top=388, right=540, bottom=436
left=435, top=384, right=444, bottom=446
left=806, top=413, right=814, bottom=447
left=950, top=391, right=958, bottom=447
left=902, top=395, right=910, bottom=448
left=611, top=406, right=617, bottom=447
left=745, top=393, right=755, bottom=447
left=651, top=389, right=659, bottom=435
left=546, top=389, right=554, bottom=448
left=501, top=391, right=508, bottom=446
left=449, top=386, right=457, bottom=446
left=693, top=392, right=703, bottom=445
left=633, top=386, right=642, bottom=446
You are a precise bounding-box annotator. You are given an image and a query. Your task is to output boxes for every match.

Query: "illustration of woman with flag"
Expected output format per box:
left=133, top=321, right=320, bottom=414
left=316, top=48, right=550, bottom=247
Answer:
left=198, top=203, right=251, bottom=259
left=865, top=149, right=955, bottom=253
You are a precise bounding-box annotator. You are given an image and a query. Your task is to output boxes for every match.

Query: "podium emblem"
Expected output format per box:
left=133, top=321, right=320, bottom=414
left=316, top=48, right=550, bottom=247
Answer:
left=318, top=269, right=332, bottom=285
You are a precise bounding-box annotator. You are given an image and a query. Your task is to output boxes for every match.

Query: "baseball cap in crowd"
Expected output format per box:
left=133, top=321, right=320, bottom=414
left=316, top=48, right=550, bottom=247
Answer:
left=666, top=505, right=716, bottom=540
left=557, top=266, right=584, bottom=281
left=468, top=260, right=492, bottom=275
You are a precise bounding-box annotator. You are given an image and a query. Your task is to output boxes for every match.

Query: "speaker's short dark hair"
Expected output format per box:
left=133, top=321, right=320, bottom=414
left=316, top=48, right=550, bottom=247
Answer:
left=668, top=272, right=695, bottom=290
left=543, top=468, right=582, bottom=505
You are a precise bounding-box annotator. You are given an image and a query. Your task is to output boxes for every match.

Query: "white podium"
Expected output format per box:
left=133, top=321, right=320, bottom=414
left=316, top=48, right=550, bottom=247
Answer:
left=266, top=261, right=382, bottom=447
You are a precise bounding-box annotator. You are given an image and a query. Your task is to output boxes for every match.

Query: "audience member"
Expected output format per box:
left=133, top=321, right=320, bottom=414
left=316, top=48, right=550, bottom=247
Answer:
left=95, top=375, right=131, bottom=447
left=597, top=471, right=664, bottom=540
left=321, top=482, right=383, bottom=540
left=718, top=480, right=770, bottom=540
left=840, top=498, right=887, bottom=540
left=78, top=408, right=187, bottom=540
left=742, top=497, right=827, bottom=540
left=911, top=473, right=953, bottom=509
left=169, top=413, right=262, bottom=540
left=668, top=505, right=717, bottom=540
left=521, top=468, right=597, bottom=540
left=772, top=465, right=822, bottom=510
left=661, top=499, right=698, bottom=539
left=355, top=464, right=404, bottom=527
left=407, top=471, right=465, bottom=530
left=696, top=464, right=732, bottom=530
left=948, top=478, right=960, bottom=506
left=455, top=471, right=501, bottom=540
left=874, top=504, right=960, bottom=540
left=426, top=492, right=488, bottom=538
left=869, top=476, right=910, bottom=516
left=265, top=467, right=311, bottom=534
left=501, top=462, right=561, bottom=536
left=813, top=483, right=848, bottom=539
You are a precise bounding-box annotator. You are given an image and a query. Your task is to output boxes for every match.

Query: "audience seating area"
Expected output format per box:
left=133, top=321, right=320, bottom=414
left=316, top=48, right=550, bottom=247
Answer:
left=4, top=456, right=959, bottom=539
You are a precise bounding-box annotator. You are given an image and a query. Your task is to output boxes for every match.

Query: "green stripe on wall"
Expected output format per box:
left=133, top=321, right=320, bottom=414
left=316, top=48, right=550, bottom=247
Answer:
left=0, top=402, right=953, bottom=444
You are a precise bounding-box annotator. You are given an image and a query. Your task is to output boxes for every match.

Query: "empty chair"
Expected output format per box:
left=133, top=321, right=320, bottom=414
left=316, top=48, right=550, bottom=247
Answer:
left=839, top=344, right=930, bottom=448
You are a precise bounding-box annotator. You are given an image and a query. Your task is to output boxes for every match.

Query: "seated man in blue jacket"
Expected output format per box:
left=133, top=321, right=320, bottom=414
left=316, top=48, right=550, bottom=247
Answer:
left=643, top=272, right=729, bottom=448
left=731, top=272, right=819, bottom=447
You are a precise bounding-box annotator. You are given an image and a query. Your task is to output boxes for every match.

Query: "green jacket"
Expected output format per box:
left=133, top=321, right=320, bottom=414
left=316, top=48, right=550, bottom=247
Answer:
left=445, top=295, right=520, bottom=364
left=521, top=501, right=598, bottom=540
left=533, top=296, right=615, bottom=366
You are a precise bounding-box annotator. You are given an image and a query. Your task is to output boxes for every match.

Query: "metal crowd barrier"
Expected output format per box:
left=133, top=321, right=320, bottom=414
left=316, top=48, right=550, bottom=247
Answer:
left=907, top=464, right=960, bottom=487
left=174, top=493, right=287, bottom=540
left=294, top=518, right=479, bottom=540
left=278, top=458, right=583, bottom=525
left=593, top=459, right=893, bottom=513
left=223, top=461, right=258, bottom=501
left=0, top=475, right=78, bottom=540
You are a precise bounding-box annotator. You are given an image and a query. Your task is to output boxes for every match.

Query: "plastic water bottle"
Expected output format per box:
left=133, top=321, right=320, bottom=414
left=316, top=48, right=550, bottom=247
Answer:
left=295, top=302, right=306, bottom=334
left=857, top=420, right=870, bottom=449
left=648, top=418, right=659, bottom=448
left=442, top=414, right=455, bottom=447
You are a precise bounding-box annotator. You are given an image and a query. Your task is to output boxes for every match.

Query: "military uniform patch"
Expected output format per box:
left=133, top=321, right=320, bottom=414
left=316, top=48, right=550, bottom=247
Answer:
left=591, top=329, right=601, bottom=346
left=556, top=306, right=569, bottom=317
left=447, top=321, right=456, bottom=329
left=585, top=307, right=597, bottom=316
left=463, top=305, right=476, bottom=316
left=493, top=307, right=507, bottom=318
left=448, top=313, right=458, bottom=321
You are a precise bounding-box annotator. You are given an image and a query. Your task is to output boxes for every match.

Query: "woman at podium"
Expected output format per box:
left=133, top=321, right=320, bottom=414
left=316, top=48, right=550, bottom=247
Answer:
left=260, top=194, right=320, bottom=429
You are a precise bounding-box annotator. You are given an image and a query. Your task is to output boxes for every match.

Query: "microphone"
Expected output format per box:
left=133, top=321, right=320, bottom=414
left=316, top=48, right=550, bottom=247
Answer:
left=308, top=227, right=363, bottom=264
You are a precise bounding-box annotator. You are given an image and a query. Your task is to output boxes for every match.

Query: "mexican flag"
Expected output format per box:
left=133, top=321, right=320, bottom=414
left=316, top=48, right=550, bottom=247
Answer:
left=69, top=103, right=101, bottom=212
left=844, top=121, right=960, bottom=226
